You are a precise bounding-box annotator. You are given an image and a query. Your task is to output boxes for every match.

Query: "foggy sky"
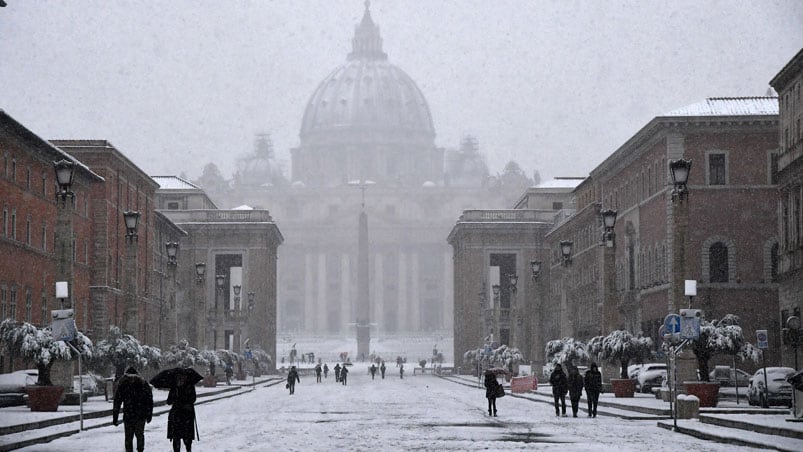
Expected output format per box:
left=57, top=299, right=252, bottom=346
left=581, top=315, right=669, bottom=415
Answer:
left=1, top=1, right=801, bottom=183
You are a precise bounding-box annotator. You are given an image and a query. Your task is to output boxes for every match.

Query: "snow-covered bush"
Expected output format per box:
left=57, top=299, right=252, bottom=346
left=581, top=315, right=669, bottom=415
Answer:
left=464, top=344, right=524, bottom=372
left=545, top=337, right=589, bottom=370
left=690, top=314, right=758, bottom=382
left=162, top=339, right=208, bottom=369
left=91, top=326, right=161, bottom=377
left=0, top=319, right=93, bottom=386
left=587, top=330, right=652, bottom=379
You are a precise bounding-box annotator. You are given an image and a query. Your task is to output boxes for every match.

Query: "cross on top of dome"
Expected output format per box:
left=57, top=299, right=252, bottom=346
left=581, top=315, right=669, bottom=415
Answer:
left=348, top=0, right=387, bottom=61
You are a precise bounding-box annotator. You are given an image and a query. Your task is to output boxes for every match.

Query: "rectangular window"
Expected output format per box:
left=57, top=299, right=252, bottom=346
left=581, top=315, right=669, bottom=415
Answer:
left=41, top=294, right=48, bottom=327
left=2, top=208, right=6, bottom=237
left=11, top=160, right=16, bottom=182
left=41, top=223, right=47, bottom=251
left=10, top=286, right=17, bottom=320
left=25, top=216, right=31, bottom=245
left=11, top=209, right=16, bottom=240
left=26, top=167, right=31, bottom=190
left=770, top=153, right=780, bottom=185
left=552, top=201, right=563, bottom=210
left=1, top=287, right=6, bottom=320
left=709, top=153, right=726, bottom=185
left=167, top=202, right=180, bottom=210
left=42, top=174, right=47, bottom=197
left=25, top=289, right=32, bottom=323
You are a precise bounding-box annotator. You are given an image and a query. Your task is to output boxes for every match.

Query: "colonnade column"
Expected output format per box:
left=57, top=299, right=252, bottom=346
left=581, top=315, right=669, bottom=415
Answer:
left=398, top=251, right=408, bottom=331
left=316, top=252, right=327, bottom=332
left=304, top=252, right=315, bottom=332
left=374, top=253, right=384, bottom=332
left=340, top=253, right=351, bottom=331
left=410, top=251, right=420, bottom=331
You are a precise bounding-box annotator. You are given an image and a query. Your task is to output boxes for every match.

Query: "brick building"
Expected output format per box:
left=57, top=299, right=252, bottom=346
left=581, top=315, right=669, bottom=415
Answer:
left=546, top=97, right=781, bottom=369
left=770, top=48, right=803, bottom=368
left=0, top=111, right=103, bottom=372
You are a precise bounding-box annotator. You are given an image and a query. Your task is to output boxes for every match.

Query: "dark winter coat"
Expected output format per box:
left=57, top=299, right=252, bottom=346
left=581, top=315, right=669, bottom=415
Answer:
left=167, top=383, right=196, bottom=441
left=112, top=370, right=153, bottom=424
left=568, top=372, right=584, bottom=399
left=288, top=368, right=300, bottom=385
left=584, top=368, right=603, bottom=394
left=369, top=365, right=377, bottom=375
left=549, top=368, right=568, bottom=396
left=484, top=372, right=500, bottom=399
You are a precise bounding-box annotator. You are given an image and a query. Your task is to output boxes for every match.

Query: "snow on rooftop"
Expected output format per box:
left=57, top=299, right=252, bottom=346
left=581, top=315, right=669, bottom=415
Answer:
left=535, top=178, right=585, bottom=189
left=151, top=175, right=200, bottom=190
left=663, top=97, right=778, bottom=117
left=232, top=205, right=254, bottom=210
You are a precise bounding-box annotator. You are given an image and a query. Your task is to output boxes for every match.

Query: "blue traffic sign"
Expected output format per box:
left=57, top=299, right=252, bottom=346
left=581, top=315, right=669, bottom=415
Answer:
left=664, top=314, right=681, bottom=334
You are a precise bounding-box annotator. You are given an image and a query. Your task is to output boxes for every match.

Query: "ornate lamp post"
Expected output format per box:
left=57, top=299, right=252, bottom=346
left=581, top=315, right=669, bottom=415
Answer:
left=212, top=273, right=226, bottom=349
left=53, top=160, right=76, bottom=311
left=165, top=242, right=179, bottom=266
left=507, top=273, right=520, bottom=349
left=601, top=208, right=619, bottom=336
left=164, top=241, right=180, bottom=347
left=560, top=240, right=573, bottom=266
left=784, top=315, right=801, bottom=371
left=669, top=158, right=692, bottom=313
left=122, top=211, right=140, bottom=336
left=601, top=209, right=618, bottom=248
left=530, top=260, right=541, bottom=280
left=669, top=159, right=692, bottom=203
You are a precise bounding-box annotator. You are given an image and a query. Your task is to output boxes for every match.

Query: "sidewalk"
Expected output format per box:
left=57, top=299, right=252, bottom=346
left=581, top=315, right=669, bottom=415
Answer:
left=0, top=376, right=282, bottom=452
left=442, top=374, right=803, bottom=451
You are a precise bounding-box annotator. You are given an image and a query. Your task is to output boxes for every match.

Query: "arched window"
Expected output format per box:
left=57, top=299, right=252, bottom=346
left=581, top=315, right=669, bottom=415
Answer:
left=709, top=242, right=729, bottom=283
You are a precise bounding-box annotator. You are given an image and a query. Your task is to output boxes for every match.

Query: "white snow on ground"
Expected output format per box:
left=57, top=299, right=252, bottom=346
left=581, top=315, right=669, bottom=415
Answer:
left=16, top=362, right=771, bottom=452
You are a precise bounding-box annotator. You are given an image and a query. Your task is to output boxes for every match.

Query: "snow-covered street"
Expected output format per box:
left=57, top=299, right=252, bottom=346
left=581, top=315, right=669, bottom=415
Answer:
left=18, top=363, right=766, bottom=452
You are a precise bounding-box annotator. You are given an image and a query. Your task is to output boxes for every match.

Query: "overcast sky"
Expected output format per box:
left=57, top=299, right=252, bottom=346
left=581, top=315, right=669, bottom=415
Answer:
left=1, top=1, right=801, bottom=182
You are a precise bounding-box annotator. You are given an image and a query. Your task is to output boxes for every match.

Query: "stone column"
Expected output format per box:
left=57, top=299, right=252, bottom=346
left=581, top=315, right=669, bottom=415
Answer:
left=304, top=252, right=315, bottom=332
left=443, top=251, right=453, bottom=331
left=410, top=251, right=420, bottom=331
left=602, top=245, right=619, bottom=334
left=340, top=253, right=351, bottom=330
left=316, top=252, right=327, bottom=332
left=398, top=251, right=408, bottom=331
left=374, top=253, right=384, bottom=332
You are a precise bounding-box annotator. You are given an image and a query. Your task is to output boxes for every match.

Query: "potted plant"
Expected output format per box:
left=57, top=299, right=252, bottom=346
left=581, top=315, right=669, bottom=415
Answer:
left=545, top=337, right=588, bottom=384
left=251, top=348, right=272, bottom=377
left=162, top=339, right=209, bottom=384
left=686, top=314, right=758, bottom=407
left=216, top=349, right=243, bottom=380
left=588, top=330, right=652, bottom=398
left=0, top=320, right=93, bottom=411
left=91, top=326, right=161, bottom=379
left=199, top=349, right=223, bottom=386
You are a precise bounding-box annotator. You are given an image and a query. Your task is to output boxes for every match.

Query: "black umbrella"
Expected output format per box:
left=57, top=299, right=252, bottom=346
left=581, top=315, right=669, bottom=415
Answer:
left=150, top=367, right=204, bottom=389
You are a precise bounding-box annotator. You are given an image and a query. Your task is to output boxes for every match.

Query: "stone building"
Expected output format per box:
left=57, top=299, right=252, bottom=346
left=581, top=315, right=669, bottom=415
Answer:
left=154, top=177, right=283, bottom=371
left=0, top=112, right=103, bottom=372
left=227, top=3, right=510, bottom=338
left=770, top=48, right=803, bottom=368
left=545, top=97, right=781, bottom=368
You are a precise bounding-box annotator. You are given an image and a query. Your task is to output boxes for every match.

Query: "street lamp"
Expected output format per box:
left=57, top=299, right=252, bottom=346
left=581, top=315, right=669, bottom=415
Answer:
left=560, top=240, right=573, bottom=266
left=247, top=291, right=255, bottom=311
left=195, top=262, right=206, bottom=282
left=669, top=159, right=692, bottom=203
left=233, top=284, right=242, bottom=310
left=530, top=260, right=541, bottom=280
left=215, top=274, right=226, bottom=290
left=123, top=210, right=140, bottom=243
left=165, top=241, right=179, bottom=266
left=507, top=273, right=518, bottom=294
left=601, top=209, right=618, bottom=247
left=53, top=159, right=75, bottom=204
left=784, top=315, right=801, bottom=371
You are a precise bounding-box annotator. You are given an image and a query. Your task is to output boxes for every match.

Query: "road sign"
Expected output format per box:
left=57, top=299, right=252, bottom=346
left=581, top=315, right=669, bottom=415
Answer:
left=664, top=314, right=681, bottom=334
left=52, top=309, right=76, bottom=342
left=756, top=330, right=769, bottom=349
left=679, top=309, right=701, bottom=340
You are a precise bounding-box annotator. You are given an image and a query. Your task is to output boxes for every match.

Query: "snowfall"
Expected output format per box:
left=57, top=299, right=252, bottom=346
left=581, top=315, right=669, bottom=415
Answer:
left=1, top=335, right=796, bottom=451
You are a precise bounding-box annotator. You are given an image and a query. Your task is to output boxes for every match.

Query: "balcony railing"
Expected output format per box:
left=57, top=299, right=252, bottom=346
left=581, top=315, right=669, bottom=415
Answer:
left=161, top=209, right=274, bottom=223
left=458, top=209, right=557, bottom=223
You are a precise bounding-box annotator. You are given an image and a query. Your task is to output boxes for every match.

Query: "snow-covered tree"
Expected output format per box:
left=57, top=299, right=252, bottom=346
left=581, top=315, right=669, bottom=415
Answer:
left=0, top=320, right=93, bottom=386
left=162, top=339, right=208, bottom=369
left=690, top=314, right=758, bottom=382
left=91, top=326, right=161, bottom=378
left=463, top=344, right=524, bottom=371
left=587, top=330, right=653, bottom=379
left=545, top=337, right=589, bottom=370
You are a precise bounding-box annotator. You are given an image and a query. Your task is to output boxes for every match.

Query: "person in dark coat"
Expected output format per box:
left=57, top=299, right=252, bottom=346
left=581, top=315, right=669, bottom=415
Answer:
left=112, top=366, right=153, bottom=452
left=399, top=363, right=404, bottom=379
left=340, top=364, right=349, bottom=385
left=567, top=366, right=585, bottom=417
left=323, top=363, right=329, bottom=379
left=167, top=373, right=196, bottom=452
left=369, top=364, right=377, bottom=380
left=584, top=362, right=603, bottom=418
left=224, top=363, right=234, bottom=385
left=549, top=364, right=568, bottom=417
left=380, top=361, right=386, bottom=379
left=315, top=363, right=322, bottom=383
left=287, top=366, right=300, bottom=394
left=484, top=370, right=500, bottom=416
left=334, top=363, right=341, bottom=382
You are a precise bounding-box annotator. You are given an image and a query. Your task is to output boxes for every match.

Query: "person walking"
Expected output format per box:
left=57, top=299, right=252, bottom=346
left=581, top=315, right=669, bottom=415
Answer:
left=323, top=363, right=329, bottom=379
left=334, top=363, right=341, bottom=382
left=340, top=364, right=349, bottom=385
left=224, top=363, right=233, bottom=386
left=549, top=364, right=568, bottom=417
left=484, top=370, right=501, bottom=416
left=380, top=361, right=386, bottom=379
left=369, top=364, right=377, bottom=380
left=584, top=362, right=603, bottom=418
left=287, top=365, right=300, bottom=394
left=112, top=367, right=153, bottom=452
left=399, top=363, right=404, bottom=379
left=167, top=373, right=196, bottom=452
left=315, top=363, right=322, bottom=383
left=568, top=366, right=585, bottom=417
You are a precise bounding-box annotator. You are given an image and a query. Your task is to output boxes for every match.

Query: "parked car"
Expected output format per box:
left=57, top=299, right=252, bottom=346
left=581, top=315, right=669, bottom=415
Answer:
left=747, top=367, right=795, bottom=407
left=709, top=366, right=750, bottom=387
left=637, top=363, right=667, bottom=393
left=72, top=374, right=100, bottom=395
left=0, top=369, right=37, bottom=393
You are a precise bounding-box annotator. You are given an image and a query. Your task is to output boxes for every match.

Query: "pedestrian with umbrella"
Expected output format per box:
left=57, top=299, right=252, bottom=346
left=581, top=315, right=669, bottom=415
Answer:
left=112, top=366, right=153, bottom=452
left=150, top=367, right=202, bottom=452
